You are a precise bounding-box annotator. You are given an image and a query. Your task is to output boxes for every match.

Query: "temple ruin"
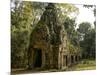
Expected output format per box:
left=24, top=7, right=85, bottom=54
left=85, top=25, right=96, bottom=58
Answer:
left=28, top=3, right=81, bottom=70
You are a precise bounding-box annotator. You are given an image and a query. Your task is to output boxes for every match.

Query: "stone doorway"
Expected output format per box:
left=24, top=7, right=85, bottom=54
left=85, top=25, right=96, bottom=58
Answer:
left=66, top=56, right=68, bottom=66
left=71, top=55, right=74, bottom=63
left=63, top=55, right=68, bottom=67
left=34, top=48, right=42, bottom=68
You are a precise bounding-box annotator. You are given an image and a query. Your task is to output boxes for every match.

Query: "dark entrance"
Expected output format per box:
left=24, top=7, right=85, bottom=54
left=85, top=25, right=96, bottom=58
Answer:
left=75, top=56, right=77, bottom=61
left=66, top=56, right=68, bottom=66
left=71, top=55, right=74, bottom=63
left=34, top=48, right=42, bottom=68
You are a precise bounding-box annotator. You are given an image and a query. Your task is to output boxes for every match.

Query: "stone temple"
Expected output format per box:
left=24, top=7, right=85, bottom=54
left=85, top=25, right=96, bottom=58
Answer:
left=28, top=3, right=81, bottom=70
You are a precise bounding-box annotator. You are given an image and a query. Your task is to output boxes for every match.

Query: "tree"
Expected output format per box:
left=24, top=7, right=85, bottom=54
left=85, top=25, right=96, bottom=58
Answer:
left=77, top=22, right=96, bottom=59
left=63, top=17, right=80, bottom=45
left=55, top=3, right=79, bottom=23
left=64, top=17, right=76, bottom=37
left=11, top=1, right=46, bottom=68
left=77, top=22, right=91, bottom=34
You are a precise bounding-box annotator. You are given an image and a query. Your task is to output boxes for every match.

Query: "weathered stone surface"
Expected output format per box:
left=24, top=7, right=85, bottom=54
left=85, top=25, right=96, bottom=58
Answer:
left=28, top=3, right=81, bottom=70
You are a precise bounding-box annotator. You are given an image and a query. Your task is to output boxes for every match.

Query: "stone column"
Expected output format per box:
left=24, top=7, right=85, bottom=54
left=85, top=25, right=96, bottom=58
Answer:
left=50, top=45, right=53, bottom=68
left=58, top=51, right=61, bottom=69
left=61, top=51, right=63, bottom=69
left=73, top=55, right=76, bottom=64
left=68, top=55, right=71, bottom=67
left=41, top=49, right=45, bottom=68
left=28, top=48, right=34, bottom=69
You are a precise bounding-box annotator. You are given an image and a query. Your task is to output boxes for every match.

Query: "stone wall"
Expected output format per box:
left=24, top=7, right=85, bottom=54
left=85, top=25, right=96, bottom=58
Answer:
left=28, top=3, right=81, bottom=70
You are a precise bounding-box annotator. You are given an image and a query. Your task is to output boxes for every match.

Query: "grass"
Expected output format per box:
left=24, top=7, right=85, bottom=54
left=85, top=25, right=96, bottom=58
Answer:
left=71, top=59, right=96, bottom=71
left=11, top=59, right=96, bottom=74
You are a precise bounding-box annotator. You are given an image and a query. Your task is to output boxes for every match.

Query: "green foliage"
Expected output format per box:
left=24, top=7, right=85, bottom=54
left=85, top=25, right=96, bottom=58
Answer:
left=64, top=17, right=77, bottom=39
left=77, top=22, right=96, bottom=59
left=64, top=17, right=80, bottom=48
left=11, top=1, right=46, bottom=68
left=56, top=3, right=79, bottom=16
left=55, top=3, right=79, bottom=23
left=77, top=22, right=91, bottom=34
left=11, top=1, right=95, bottom=69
